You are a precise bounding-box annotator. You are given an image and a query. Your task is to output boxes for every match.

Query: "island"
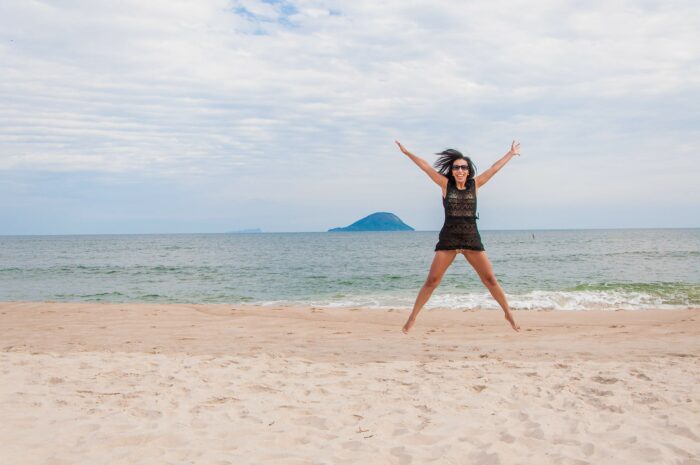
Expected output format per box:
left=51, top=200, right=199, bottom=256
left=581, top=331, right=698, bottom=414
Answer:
left=328, top=212, right=414, bottom=232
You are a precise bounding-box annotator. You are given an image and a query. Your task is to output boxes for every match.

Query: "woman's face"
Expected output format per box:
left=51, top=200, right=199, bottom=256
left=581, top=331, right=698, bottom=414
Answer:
left=451, top=160, right=469, bottom=183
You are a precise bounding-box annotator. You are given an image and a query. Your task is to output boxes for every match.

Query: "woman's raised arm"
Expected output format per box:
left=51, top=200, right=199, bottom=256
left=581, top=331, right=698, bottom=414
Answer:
left=475, top=140, right=520, bottom=189
left=395, top=141, right=448, bottom=188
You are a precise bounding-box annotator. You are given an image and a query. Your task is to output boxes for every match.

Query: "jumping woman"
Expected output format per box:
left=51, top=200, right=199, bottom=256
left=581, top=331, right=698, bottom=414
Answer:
left=395, top=140, right=521, bottom=334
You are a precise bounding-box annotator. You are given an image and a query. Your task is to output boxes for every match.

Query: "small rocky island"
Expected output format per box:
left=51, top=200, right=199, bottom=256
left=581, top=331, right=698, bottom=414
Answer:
left=328, top=212, right=414, bottom=232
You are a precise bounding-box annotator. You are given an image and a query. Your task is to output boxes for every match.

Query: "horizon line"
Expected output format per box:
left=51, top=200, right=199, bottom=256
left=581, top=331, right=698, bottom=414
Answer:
left=2, top=226, right=699, bottom=237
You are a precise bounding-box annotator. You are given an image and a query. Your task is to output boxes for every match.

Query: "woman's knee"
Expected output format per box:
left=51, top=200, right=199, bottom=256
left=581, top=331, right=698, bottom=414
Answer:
left=424, top=275, right=442, bottom=289
left=481, top=273, right=498, bottom=287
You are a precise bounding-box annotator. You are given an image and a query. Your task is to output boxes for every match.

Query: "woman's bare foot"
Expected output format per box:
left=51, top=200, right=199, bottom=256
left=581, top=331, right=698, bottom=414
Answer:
left=504, top=310, right=520, bottom=332
left=402, top=318, right=416, bottom=334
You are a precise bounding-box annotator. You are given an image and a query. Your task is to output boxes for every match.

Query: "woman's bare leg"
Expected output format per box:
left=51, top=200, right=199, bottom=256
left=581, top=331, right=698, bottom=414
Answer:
left=463, top=250, right=521, bottom=332
left=402, top=250, right=457, bottom=333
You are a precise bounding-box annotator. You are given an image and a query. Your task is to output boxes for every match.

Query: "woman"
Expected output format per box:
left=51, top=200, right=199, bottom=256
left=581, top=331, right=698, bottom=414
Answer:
left=395, top=140, right=521, bottom=334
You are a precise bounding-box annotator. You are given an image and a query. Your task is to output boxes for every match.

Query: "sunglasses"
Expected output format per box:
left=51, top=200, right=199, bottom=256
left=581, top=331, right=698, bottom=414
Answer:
left=451, top=165, right=469, bottom=171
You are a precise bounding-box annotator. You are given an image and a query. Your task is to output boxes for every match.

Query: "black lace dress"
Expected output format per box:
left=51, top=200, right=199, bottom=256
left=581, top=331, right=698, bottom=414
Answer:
left=435, top=179, right=484, bottom=252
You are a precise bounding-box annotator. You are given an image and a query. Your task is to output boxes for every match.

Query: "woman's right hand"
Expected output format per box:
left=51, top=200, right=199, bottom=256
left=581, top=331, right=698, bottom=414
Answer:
left=395, top=140, right=409, bottom=155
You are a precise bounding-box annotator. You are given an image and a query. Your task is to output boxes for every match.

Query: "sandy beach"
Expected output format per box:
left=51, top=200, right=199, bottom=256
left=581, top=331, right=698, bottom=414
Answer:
left=1, top=301, right=698, bottom=464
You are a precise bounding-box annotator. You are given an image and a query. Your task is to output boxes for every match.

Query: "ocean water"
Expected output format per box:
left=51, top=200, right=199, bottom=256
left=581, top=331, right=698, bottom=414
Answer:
left=0, top=229, right=698, bottom=311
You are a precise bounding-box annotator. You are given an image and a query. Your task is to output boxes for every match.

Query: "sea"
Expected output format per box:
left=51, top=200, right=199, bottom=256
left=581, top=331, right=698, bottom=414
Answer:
left=1, top=229, right=698, bottom=311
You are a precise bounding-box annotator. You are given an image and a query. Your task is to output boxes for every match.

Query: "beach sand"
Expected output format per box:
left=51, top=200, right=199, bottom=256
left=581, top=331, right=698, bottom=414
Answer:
left=1, top=301, right=699, bottom=464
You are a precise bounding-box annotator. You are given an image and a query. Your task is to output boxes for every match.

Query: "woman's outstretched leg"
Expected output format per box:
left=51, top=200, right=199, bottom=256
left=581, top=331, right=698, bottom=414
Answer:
left=463, top=251, right=521, bottom=332
left=403, top=250, right=457, bottom=334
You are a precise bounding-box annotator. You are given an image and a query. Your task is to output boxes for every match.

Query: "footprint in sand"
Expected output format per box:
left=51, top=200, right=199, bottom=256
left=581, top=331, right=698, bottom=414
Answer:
left=585, top=397, right=623, bottom=413
left=342, top=440, right=367, bottom=451
left=204, top=396, right=240, bottom=404
left=591, top=376, right=619, bottom=384
left=582, top=442, right=595, bottom=457
left=587, top=387, right=613, bottom=397
left=632, top=371, right=652, bottom=381
left=248, top=383, right=280, bottom=393
left=499, top=432, right=515, bottom=443
left=468, top=451, right=500, bottom=465
left=390, top=446, right=413, bottom=465
left=525, top=425, right=545, bottom=439
left=667, top=424, right=700, bottom=441
left=632, top=392, right=659, bottom=405
left=414, top=404, right=433, bottom=413
left=132, top=408, right=162, bottom=419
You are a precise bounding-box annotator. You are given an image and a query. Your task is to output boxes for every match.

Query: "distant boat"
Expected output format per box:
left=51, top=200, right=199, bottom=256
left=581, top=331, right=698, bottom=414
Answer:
left=328, top=212, right=414, bottom=232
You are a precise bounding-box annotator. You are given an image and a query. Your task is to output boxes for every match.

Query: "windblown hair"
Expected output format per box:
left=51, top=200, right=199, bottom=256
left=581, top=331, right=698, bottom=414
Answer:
left=434, top=149, right=477, bottom=186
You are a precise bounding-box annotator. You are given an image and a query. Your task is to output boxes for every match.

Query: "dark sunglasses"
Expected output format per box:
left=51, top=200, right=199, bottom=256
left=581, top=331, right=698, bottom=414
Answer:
left=451, top=165, right=469, bottom=171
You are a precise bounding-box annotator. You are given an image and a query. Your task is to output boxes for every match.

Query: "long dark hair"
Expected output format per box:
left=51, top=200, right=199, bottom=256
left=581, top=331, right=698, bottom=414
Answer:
left=434, top=149, right=477, bottom=186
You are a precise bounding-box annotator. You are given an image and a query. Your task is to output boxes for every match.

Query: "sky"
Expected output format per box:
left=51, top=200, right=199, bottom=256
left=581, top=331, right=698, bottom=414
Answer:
left=1, top=0, right=698, bottom=234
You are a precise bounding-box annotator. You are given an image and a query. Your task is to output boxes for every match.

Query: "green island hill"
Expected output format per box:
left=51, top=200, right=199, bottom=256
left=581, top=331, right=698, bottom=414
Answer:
left=328, top=212, right=414, bottom=232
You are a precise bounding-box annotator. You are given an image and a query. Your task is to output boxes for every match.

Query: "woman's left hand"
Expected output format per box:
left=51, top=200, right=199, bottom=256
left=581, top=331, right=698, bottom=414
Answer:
left=509, top=140, right=521, bottom=156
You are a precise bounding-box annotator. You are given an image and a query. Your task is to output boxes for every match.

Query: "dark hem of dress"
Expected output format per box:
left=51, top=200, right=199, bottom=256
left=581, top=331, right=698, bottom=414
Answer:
left=434, top=245, right=485, bottom=252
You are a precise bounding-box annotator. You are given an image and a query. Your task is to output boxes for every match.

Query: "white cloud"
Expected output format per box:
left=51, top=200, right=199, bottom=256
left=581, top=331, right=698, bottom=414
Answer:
left=0, top=0, right=698, bottom=231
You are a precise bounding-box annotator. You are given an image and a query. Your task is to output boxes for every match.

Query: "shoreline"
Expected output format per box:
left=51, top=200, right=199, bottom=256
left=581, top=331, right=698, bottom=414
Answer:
left=1, top=302, right=699, bottom=464
left=2, top=298, right=696, bottom=313
left=1, top=301, right=699, bottom=362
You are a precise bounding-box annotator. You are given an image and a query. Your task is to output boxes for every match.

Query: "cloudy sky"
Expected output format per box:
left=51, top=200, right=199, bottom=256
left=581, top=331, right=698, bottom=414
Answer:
left=1, top=0, right=698, bottom=234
